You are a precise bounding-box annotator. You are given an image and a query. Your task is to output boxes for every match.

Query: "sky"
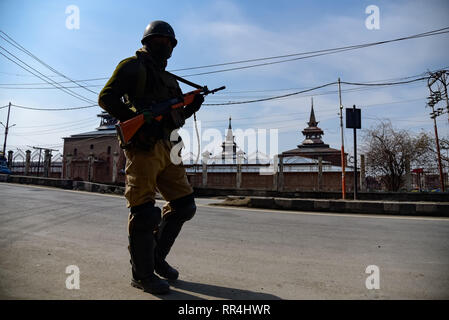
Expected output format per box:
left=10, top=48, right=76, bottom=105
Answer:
left=0, top=0, right=448, bottom=162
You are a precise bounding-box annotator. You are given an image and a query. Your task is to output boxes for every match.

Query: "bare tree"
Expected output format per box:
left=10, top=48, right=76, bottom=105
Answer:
left=363, top=121, right=431, bottom=191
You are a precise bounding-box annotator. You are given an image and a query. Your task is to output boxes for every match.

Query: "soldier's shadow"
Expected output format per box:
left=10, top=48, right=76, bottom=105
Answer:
left=155, top=279, right=282, bottom=300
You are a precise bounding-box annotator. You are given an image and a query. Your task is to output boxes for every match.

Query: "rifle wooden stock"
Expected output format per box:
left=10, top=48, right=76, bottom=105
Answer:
left=115, top=114, right=145, bottom=146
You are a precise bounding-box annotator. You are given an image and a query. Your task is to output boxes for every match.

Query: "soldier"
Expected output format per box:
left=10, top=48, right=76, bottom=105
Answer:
left=98, top=20, right=204, bottom=294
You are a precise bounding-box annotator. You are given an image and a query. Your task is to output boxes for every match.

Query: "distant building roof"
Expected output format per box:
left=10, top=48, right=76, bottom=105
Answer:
left=63, top=112, right=117, bottom=139
left=281, top=98, right=343, bottom=162
left=64, top=129, right=116, bottom=139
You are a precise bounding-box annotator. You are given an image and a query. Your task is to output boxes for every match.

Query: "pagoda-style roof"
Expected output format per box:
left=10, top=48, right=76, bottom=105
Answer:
left=63, top=111, right=117, bottom=139
left=281, top=98, right=345, bottom=166
left=299, top=98, right=328, bottom=148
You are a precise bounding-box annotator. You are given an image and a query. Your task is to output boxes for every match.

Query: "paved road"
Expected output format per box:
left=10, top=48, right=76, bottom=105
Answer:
left=1, top=183, right=448, bottom=300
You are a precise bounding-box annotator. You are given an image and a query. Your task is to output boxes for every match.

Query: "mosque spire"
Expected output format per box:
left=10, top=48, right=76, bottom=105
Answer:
left=308, top=97, right=318, bottom=127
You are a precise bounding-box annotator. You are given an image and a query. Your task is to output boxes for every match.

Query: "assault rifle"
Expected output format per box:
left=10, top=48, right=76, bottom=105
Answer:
left=115, top=85, right=225, bottom=146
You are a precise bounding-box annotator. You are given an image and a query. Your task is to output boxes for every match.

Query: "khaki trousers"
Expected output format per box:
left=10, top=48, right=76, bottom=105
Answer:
left=124, top=139, right=193, bottom=208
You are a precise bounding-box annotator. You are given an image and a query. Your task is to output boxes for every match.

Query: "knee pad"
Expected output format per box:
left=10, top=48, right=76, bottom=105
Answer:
left=167, top=193, right=196, bottom=223
left=130, top=202, right=162, bottom=232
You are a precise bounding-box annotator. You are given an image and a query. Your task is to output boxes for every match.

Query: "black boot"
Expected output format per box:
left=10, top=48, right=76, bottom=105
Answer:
left=128, top=204, right=170, bottom=294
left=154, top=194, right=196, bottom=281
left=130, top=274, right=170, bottom=294
left=154, top=218, right=182, bottom=280
left=155, top=248, right=179, bottom=281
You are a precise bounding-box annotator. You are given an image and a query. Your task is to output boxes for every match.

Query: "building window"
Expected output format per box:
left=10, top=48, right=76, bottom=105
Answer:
left=107, top=146, right=111, bottom=155
left=74, top=148, right=77, bottom=156
left=90, top=144, right=94, bottom=150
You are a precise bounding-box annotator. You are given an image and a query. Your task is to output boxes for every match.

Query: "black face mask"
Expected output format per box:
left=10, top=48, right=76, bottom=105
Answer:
left=148, top=42, right=173, bottom=61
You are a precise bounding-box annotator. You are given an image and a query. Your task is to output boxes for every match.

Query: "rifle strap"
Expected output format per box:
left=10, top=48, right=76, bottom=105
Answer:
left=167, top=71, right=203, bottom=90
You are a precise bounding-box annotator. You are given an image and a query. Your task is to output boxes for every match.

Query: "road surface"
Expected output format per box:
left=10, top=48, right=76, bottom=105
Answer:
left=1, top=183, right=448, bottom=299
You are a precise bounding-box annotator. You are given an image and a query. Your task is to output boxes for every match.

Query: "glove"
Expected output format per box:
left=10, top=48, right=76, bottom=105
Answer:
left=186, top=94, right=204, bottom=113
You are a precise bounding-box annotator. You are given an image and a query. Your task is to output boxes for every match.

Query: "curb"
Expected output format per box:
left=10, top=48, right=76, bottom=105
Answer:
left=0, top=174, right=125, bottom=195
left=0, top=174, right=174, bottom=200
left=246, top=197, right=449, bottom=217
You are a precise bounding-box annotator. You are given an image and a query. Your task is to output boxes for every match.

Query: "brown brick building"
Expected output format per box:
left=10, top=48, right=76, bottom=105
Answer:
left=63, top=112, right=125, bottom=184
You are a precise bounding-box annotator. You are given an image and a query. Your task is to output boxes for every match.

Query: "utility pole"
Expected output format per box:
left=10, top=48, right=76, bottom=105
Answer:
left=428, top=70, right=449, bottom=124
left=428, top=106, right=445, bottom=192
left=427, top=72, right=446, bottom=192
left=1, top=102, right=16, bottom=155
left=442, top=72, right=449, bottom=125
left=338, top=78, right=346, bottom=199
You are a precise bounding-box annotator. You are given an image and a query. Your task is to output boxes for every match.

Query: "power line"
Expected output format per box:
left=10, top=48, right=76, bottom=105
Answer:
left=0, top=84, right=103, bottom=89
left=0, top=31, right=99, bottom=96
left=11, top=122, right=99, bottom=136
left=1, top=27, right=447, bottom=87
left=172, top=27, right=449, bottom=72
left=2, top=75, right=430, bottom=110
left=204, top=81, right=339, bottom=105
left=1, top=68, right=440, bottom=114
left=0, top=70, right=63, bottom=77
left=12, top=119, right=99, bottom=135
left=178, top=27, right=449, bottom=77
left=0, top=77, right=108, bottom=86
left=8, top=96, right=428, bottom=136
left=341, top=77, right=428, bottom=86
left=10, top=103, right=98, bottom=111
left=0, top=47, right=96, bottom=104
left=204, top=77, right=428, bottom=106
left=15, top=115, right=98, bottom=129
left=205, top=82, right=425, bottom=102
left=214, top=68, right=446, bottom=95
left=183, top=96, right=430, bottom=129
left=180, top=47, right=363, bottom=77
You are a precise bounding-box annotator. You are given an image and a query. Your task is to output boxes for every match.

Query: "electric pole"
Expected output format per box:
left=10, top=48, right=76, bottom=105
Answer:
left=1, top=102, right=16, bottom=155
left=427, top=72, right=446, bottom=192
left=428, top=106, right=445, bottom=192
left=428, top=70, right=449, bottom=124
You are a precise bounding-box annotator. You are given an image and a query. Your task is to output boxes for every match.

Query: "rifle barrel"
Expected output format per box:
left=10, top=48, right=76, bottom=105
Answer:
left=208, top=86, right=226, bottom=94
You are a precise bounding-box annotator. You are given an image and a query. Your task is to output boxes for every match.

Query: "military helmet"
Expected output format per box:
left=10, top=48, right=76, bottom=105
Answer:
left=141, top=20, right=177, bottom=48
